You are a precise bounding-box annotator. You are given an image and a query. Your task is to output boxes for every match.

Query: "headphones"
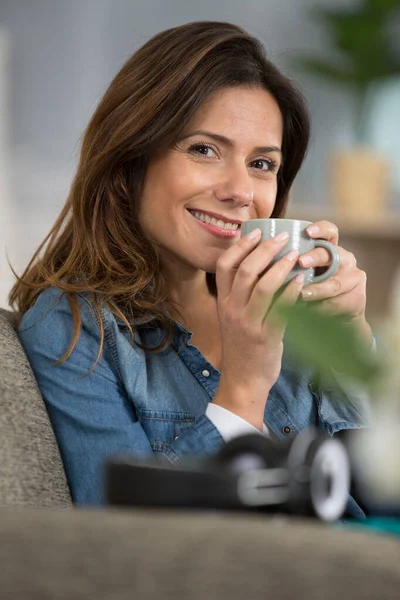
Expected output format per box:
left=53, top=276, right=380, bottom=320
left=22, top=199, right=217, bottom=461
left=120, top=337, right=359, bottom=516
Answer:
left=106, top=427, right=350, bottom=522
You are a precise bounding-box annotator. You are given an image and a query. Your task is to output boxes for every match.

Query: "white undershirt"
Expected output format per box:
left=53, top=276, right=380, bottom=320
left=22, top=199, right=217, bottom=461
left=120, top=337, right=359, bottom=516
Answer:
left=206, top=403, right=269, bottom=441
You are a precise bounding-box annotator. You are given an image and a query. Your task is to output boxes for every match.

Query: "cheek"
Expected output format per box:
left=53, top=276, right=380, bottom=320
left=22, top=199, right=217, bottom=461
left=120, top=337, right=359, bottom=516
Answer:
left=164, top=160, right=218, bottom=202
left=253, top=181, right=278, bottom=218
left=143, top=159, right=212, bottom=213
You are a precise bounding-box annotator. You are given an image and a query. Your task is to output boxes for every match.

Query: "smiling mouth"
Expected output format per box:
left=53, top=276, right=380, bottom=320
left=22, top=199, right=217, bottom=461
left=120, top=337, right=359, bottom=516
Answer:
left=188, top=209, right=241, bottom=231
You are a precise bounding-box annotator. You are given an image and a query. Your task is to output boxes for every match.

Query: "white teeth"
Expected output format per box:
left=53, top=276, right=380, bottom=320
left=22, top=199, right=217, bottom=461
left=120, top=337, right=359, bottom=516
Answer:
left=191, top=210, right=239, bottom=230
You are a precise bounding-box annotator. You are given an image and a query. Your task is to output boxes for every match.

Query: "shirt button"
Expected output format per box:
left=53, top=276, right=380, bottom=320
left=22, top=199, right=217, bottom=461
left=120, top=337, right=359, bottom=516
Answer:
left=282, top=426, right=292, bottom=435
left=202, top=369, right=210, bottom=377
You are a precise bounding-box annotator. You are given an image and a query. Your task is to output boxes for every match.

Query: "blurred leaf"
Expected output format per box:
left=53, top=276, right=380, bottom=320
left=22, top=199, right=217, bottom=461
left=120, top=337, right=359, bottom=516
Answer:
left=294, top=57, right=355, bottom=84
left=366, top=0, right=400, bottom=16
left=277, top=303, right=383, bottom=386
left=296, top=1, right=400, bottom=88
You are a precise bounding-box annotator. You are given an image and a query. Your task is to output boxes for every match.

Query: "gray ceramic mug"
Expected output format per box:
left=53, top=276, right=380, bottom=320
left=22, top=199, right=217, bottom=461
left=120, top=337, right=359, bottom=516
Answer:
left=241, top=219, right=340, bottom=286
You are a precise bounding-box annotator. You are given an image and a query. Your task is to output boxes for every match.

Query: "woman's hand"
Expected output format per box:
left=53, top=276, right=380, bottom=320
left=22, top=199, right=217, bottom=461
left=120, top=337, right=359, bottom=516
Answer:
left=298, top=220, right=374, bottom=347
left=212, top=228, right=305, bottom=430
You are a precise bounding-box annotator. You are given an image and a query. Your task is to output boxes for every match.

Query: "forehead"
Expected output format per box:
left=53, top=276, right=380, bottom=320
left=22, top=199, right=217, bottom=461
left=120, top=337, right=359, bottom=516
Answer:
left=185, top=86, right=283, bottom=144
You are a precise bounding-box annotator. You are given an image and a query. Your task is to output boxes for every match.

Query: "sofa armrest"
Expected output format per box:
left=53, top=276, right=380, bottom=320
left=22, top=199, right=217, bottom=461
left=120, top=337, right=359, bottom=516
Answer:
left=0, top=507, right=399, bottom=599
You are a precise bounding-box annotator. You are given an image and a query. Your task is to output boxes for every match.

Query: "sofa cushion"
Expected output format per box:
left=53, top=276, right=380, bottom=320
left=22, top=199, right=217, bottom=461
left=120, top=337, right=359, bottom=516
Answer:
left=0, top=309, right=71, bottom=507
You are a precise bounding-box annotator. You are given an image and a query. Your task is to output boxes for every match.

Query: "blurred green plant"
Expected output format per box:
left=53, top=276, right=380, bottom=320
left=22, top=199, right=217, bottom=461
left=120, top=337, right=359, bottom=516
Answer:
left=296, top=0, right=400, bottom=143
left=278, top=302, right=384, bottom=387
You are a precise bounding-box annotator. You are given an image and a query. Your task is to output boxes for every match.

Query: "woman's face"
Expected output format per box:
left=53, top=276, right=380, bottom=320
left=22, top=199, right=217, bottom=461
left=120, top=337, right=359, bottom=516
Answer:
left=139, top=85, right=283, bottom=275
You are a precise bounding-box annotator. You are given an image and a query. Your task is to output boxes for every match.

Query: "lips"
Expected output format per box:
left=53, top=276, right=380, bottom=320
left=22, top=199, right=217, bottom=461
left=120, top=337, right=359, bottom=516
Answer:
left=187, top=208, right=243, bottom=226
left=187, top=209, right=241, bottom=239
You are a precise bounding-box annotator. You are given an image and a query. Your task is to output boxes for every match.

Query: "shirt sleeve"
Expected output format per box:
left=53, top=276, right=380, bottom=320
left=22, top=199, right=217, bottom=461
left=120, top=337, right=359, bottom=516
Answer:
left=206, top=403, right=269, bottom=441
left=326, top=335, right=377, bottom=424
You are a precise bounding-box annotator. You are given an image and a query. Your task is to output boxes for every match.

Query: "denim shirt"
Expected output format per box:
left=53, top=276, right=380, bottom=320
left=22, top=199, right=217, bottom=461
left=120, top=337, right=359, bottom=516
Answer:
left=18, top=287, right=370, bottom=513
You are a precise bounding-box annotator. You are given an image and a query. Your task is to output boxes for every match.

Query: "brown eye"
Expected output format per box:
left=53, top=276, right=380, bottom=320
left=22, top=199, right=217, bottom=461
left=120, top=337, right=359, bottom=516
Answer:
left=251, top=158, right=278, bottom=173
left=188, top=143, right=216, bottom=158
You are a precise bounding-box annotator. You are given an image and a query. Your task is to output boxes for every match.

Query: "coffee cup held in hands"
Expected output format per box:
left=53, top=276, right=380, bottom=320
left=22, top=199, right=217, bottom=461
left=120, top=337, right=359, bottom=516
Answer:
left=241, top=219, right=340, bottom=286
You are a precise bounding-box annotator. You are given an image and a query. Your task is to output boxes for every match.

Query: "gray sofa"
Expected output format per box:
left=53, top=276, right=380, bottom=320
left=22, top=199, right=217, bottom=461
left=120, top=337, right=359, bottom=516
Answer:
left=1, top=307, right=400, bottom=600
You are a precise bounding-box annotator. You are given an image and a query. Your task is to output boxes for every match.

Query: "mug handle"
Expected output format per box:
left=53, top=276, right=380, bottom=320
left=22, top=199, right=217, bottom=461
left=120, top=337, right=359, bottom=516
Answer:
left=311, top=240, right=340, bottom=284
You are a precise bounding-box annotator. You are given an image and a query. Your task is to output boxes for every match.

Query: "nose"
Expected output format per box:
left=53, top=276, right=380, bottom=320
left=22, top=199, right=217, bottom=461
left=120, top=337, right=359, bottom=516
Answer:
left=214, top=163, right=255, bottom=208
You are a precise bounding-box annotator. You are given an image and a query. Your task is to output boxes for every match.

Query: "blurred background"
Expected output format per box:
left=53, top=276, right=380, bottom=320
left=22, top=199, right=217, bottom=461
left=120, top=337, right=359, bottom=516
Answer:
left=0, top=0, right=399, bottom=332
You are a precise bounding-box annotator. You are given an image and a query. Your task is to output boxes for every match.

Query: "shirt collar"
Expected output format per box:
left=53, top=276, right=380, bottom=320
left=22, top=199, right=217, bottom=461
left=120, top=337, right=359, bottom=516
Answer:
left=115, top=311, right=192, bottom=344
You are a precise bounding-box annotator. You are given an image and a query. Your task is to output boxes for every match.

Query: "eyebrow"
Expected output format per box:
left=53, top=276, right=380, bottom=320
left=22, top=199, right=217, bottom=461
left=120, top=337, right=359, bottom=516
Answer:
left=180, top=129, right=283, bottom=157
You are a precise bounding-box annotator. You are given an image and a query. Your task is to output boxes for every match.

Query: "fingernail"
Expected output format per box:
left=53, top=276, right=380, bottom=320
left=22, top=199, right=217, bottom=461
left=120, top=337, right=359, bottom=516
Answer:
left=294, top=273, right=304, bottom=284
left=300, top=255, right=313, bottom=267
left=275, top=231, right=289, bottom=243
left=301, top=289, right=313, bottom=298
left=247, top=228, right=261, bottom=240
left=286, top=250, right=299, bottom=261
left=306, top=225, right=319, bottom=236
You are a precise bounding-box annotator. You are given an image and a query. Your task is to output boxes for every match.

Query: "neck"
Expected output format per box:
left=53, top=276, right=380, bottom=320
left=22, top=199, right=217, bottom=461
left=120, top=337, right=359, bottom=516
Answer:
left=169, top=271, right=211, bottom=307
left=162, top=263, right=215, bottom=327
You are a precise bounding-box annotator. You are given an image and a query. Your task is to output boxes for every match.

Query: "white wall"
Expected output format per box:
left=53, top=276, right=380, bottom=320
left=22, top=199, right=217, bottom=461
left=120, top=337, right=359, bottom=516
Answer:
left=0, top=0, right=362, bottom=307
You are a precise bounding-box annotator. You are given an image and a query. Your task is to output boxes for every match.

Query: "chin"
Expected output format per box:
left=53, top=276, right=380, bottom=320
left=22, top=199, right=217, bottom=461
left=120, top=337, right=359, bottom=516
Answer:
left=186, top=247, right=218, bottom=273
left=196, top=263, right=216, bottom=275
left=197, top=257, right=219, bottom=274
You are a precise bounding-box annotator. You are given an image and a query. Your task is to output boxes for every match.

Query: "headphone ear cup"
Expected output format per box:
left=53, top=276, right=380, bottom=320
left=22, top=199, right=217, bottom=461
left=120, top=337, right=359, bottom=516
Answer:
left=287, top=428, right=350, bottom=520
left=208, top=433, right=290, bottom=475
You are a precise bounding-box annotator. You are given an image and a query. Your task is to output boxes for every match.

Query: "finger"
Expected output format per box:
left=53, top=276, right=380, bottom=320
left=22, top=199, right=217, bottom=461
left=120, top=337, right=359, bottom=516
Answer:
left=298, top=247, right=332, bottom=269
left=306, top=220, right=339, bottom=245
left=215, top=228, right=263, bottom=300
left=299, top=246, right=355, bottom=270
left=245, top=250, right=300, bottom=322
left=263, top=273, right=305, bottom=343
left=227, top=232, right=291, bottom=307
left=301, top=270, right=365, bottom=302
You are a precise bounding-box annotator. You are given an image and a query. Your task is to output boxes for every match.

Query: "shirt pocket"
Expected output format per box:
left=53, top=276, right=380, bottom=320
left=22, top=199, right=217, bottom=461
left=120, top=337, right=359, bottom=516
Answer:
left=135, top=409, right=196, bottom=452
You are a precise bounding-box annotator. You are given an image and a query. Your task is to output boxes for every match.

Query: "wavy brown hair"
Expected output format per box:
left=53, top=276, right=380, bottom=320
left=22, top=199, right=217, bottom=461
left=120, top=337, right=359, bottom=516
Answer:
left=10, top=21, right=310, bottom=363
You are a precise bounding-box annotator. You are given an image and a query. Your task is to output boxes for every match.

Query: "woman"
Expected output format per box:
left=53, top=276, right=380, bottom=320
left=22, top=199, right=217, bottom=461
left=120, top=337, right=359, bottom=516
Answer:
left=11, top=21, right=372, bottom=507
